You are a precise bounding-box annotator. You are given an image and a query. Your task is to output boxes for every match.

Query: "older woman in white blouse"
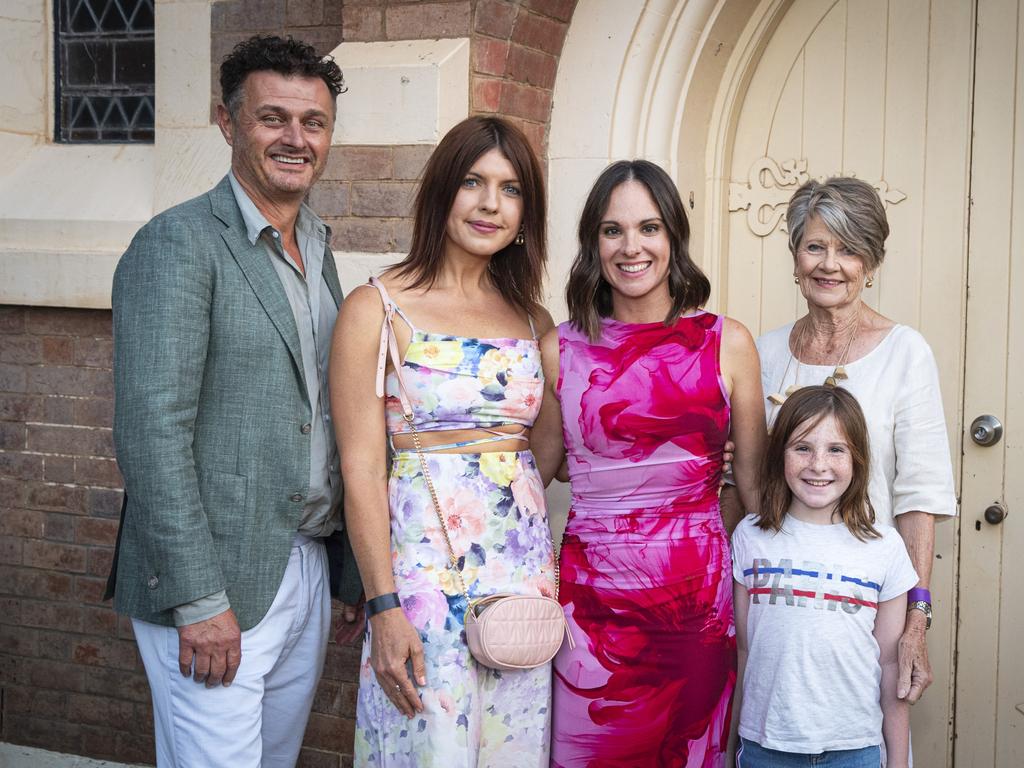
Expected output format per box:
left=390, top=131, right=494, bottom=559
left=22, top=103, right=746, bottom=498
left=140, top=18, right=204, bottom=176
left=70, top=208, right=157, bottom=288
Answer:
left=756, top=177, right=956, bottom=705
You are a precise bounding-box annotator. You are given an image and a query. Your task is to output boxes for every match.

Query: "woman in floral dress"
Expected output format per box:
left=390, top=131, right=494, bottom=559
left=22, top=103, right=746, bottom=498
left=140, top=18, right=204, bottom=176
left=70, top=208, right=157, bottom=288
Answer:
left=329, top=116, right=557, bottom=766
left=532, top=160, right=766, bottom=766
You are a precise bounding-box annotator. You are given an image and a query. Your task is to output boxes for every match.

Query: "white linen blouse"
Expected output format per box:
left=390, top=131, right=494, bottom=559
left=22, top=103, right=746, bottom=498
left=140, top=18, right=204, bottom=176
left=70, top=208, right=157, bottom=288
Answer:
left=756, top=323, right=958, bottom=527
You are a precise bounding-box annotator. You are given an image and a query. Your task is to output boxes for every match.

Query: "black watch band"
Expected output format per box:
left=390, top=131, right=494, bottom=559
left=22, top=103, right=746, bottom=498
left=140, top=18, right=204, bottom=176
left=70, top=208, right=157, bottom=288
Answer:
left=365, top=592, right=402, bottom=618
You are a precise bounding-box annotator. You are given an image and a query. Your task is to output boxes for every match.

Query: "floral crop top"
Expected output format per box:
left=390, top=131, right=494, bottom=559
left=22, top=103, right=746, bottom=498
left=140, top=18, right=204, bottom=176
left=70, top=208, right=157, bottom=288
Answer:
left=368, top=278, right=544, bottom=451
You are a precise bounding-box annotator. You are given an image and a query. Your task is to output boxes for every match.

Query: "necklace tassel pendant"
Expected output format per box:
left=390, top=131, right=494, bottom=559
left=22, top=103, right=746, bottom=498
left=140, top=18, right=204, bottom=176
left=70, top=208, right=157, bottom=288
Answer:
left=824, top=376, right=838, bottom=388
left=767, top=392, right=787, bottom=405
left=832, top=366, right=848, bottom=380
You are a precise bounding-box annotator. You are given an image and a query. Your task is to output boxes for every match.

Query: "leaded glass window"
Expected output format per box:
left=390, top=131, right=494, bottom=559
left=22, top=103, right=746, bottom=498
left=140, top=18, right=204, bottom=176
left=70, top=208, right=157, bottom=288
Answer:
left=54, top=0, right=155, bottom=143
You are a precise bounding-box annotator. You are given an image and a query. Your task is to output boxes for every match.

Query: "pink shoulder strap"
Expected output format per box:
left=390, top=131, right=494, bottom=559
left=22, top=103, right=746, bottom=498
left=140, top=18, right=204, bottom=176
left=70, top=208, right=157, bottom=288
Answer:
left=367, top=277, right=413, bottom=418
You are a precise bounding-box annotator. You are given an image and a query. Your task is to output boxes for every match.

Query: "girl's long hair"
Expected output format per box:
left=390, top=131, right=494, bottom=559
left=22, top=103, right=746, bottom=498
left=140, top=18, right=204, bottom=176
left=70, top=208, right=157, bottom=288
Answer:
left=758, top=386, right=880, bottom=541
left=565, top=159, right=709, bottom=340
left=390, top=116, right=546, bottom=316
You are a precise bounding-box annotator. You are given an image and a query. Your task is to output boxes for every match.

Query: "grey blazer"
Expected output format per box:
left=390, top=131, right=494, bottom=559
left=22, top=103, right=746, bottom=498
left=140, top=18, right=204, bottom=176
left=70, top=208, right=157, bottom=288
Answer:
left=108, top=176, right=348, bottom=630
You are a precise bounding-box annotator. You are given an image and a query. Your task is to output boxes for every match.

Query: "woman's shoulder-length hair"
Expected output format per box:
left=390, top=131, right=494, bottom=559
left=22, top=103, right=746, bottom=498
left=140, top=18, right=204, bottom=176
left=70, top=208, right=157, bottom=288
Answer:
left=390, top=115, right=547, bottom=316
left=565, top=159, right=710, bottom=341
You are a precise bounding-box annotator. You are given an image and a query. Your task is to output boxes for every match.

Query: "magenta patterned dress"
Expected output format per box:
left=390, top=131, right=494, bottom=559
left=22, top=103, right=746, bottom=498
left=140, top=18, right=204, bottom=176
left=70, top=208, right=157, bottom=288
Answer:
left=552, top=314, right=736, bottom=767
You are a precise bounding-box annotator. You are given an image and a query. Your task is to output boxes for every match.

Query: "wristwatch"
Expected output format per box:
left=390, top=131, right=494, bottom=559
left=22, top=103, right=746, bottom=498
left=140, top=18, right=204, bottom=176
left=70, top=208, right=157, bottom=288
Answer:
left=907, top=600, right=932, bottom=630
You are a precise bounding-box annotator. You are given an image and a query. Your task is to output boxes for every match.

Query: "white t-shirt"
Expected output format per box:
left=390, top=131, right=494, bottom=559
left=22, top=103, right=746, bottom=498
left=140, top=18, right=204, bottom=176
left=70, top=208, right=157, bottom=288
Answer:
left=732, top=514, right=918, bottom=753
left=757, top=323, right=957, bottom=527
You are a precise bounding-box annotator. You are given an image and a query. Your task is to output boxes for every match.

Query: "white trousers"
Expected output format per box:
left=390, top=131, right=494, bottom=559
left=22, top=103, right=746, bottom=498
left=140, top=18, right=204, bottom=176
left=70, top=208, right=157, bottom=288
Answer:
left=133, top=535, right=331, bottom=768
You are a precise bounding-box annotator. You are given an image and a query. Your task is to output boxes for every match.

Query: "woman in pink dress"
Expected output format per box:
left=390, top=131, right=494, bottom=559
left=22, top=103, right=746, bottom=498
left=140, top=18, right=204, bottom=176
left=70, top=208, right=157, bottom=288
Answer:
left=533, top=160, right=766, bottom=766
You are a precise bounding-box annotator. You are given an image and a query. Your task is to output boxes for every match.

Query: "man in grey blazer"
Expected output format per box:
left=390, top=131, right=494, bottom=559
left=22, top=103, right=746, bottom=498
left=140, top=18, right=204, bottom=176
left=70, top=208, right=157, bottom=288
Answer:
left=107, top=36, right=359, bottom=767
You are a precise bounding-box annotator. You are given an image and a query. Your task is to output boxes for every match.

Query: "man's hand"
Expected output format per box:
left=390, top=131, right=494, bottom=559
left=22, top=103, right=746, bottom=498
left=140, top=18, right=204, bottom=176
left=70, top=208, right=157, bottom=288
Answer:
left=334, top=598, right=366, bottom=645
left=897, top=610, right=932, bottom=703
left=177, top=608, right=242, bottom=688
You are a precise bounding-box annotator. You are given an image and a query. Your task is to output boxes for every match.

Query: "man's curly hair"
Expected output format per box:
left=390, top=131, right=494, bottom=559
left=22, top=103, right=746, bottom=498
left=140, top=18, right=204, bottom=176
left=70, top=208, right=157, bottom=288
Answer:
left=220, top=35, right=346, bottom=116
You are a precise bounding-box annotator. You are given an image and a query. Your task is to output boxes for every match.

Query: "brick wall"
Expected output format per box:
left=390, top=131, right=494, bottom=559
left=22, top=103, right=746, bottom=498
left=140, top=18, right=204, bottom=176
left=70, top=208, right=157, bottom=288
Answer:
left=0, top=2, right=576, bottom=765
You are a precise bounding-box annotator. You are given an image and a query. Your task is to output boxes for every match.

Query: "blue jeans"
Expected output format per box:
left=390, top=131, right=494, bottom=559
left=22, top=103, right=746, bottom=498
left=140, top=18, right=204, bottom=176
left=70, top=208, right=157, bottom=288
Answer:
left=737, top=738, right=881, bottom=768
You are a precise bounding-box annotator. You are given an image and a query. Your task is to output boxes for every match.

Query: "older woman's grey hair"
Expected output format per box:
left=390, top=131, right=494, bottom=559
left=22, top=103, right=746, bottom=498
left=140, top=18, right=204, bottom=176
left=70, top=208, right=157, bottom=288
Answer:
left=785, top=177, right=890, bottom=271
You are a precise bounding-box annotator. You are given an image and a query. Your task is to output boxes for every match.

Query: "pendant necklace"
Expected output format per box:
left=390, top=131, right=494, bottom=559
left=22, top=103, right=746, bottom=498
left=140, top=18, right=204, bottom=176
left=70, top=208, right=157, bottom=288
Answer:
left=767, top=310, right=861, bottom=407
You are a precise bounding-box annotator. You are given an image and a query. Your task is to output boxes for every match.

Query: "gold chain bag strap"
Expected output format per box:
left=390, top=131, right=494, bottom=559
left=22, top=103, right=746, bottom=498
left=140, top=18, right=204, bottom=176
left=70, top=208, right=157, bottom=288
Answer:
left=405, top=415, right=572, bottom=671
left=369, top=277, right=572, bottom=671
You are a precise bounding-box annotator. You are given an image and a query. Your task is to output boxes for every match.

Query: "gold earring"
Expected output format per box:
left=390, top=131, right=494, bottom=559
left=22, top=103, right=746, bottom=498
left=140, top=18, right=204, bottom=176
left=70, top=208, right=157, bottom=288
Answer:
left=515, top=229, right=525, bottom=246
left=866, top=276, right=874, bottom=288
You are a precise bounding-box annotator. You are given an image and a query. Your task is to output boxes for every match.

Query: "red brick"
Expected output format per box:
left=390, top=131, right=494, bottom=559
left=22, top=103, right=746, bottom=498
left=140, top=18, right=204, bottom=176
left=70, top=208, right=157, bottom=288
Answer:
left=4, top=686, right=66, bottom=719
left=0, top=565, right=74, bottom=600
left=25, top=308, right=112, bottom=337
left=87, top=546, right=115, bottom=578
left=351, top=182, right=417, bottom=218
left=75, top=517, right=120, bottom=546
left=113, top=731, right=156, bottom=764
left=303, top=711, right=355, bottom=753
left=0, top=622, right=35, bottom=654
left=312, top=678, right=345, bottom=716
left=506, top=43, right=558, bottom=89
left=341, top=5, right=383, bottom=42
left=27, top=424, right=115, bottom=458
left=499, top=81, right=552, bottom=122
left=0, top=450, right=44, bottom=480
left=19, top=657, right=87, bottom=692
left=27, top=366, right=113, bottom=398
left=44, top=512, right=75, bottom=542
left=2, top=714, right=83, bottom=753
left=0, top=535, right=22, bottom=564
left=36, top=629, right=74, bottom=661
left=75, top=457, right=123, bottom=488
left=24, top=481, right=88, bottom=514
left=23, top=539, right=88, bottom=572
left=322, top=642, right=361, bottom=683
left=83, top=666, right=152, bottom=703
left=43, top=395, right=76, bottom=425
left=322, top=146, right=392, bottom=181
left=524, top=0, right=575, bottom=22
left=21, top=600, right=82, bottom=632
left=72, top=636, right=139, bottom=670
left=73, top=337, right=113, bottom=368
left=286, top=0, right=323, bottom=26
left=74, top=397, right=114, bottom=428
left=0, top=362, right=27, bottom=392
left=511, top=10, right=566, bottom=55
left=45, top=455, right=77, bottom=484
left=0, top=508, right=46, bottom=537
left=0, top=306, right=25, bottom=334
left=385, top=1, right=471, bottom=39
left=42, top=336, right=75, bottom=365
left=76, top=575, right=109, bottom=605
left=0, top=392, right=44, bottom=421
left=475, top=0, right=519, bottom=38
left=212, top=0, right=286, bottom=31
left=328, top=217, right=401, bottom=253
left=283, top=26, right=343, bottom=58
left=472, top=77, right=503, bottom=112
left=0, top=422, right=26, bottom=450
left=81, top=604, right=118, bottom=636
left=87, top=488, right=124, bottom=518
left=68, top=693, right=137, bottom=728
left=473, top=38, right=510, bottom=76
left=298, top=747, right=342, bottom=768
left=392, top=145, right=434, bottom=181
left=309, top=181, right=351, bottom=218
left=0, top=335, right=43, bottom=364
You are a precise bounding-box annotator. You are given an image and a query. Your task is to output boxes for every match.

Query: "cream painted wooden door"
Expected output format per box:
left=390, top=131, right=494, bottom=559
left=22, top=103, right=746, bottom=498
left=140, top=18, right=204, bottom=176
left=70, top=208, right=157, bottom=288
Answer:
left=720, top=1, right=974, bottom=765
left=955, top=0, right=1024, bottom=764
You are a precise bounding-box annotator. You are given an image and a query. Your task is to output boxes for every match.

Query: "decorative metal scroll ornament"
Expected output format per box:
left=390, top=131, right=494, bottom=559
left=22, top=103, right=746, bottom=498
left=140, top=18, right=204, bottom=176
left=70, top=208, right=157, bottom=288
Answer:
left=728, top=157, right=907, bottom=237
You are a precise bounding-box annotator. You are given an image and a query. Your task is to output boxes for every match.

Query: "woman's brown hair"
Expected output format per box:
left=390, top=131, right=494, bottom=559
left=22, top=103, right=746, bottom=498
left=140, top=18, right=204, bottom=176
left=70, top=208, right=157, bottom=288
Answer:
left=758, top=386, right=880, bottom=541
left=565, top=159, right=710, bottom=340
left=390, top=116, right=547, bottom=315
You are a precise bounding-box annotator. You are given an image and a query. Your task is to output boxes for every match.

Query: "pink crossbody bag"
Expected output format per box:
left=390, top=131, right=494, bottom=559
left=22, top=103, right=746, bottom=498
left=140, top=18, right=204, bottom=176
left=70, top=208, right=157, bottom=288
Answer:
left=373, top=281, right=572, bottom=671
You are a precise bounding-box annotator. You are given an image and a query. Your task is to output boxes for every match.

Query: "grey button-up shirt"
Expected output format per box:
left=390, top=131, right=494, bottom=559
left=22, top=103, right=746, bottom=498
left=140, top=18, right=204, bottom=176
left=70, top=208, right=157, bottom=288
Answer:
left=173, top=175, right=342, bottom=625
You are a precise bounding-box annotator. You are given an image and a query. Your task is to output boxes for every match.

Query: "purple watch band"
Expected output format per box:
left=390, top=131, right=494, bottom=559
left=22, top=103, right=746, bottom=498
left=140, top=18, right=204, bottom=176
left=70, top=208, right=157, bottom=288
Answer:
left=907, top=587, right=931, bottom=604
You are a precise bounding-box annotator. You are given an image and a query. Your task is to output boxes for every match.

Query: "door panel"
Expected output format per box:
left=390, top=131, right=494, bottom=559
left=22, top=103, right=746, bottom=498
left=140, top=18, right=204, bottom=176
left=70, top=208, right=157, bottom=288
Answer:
left=721, top=1, right=974, bottom=764
left=956, top=0, right=1024, bottom=764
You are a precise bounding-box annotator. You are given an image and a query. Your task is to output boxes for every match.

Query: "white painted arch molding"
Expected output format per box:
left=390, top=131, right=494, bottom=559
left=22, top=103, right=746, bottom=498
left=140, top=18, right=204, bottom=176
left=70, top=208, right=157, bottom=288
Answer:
left=547, top=0, right=787, bottom=316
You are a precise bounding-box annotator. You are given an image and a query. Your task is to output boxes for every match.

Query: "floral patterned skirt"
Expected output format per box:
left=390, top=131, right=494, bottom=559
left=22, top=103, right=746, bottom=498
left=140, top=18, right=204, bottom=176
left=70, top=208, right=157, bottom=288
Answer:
left=355, top=450, right=556, bottom=768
